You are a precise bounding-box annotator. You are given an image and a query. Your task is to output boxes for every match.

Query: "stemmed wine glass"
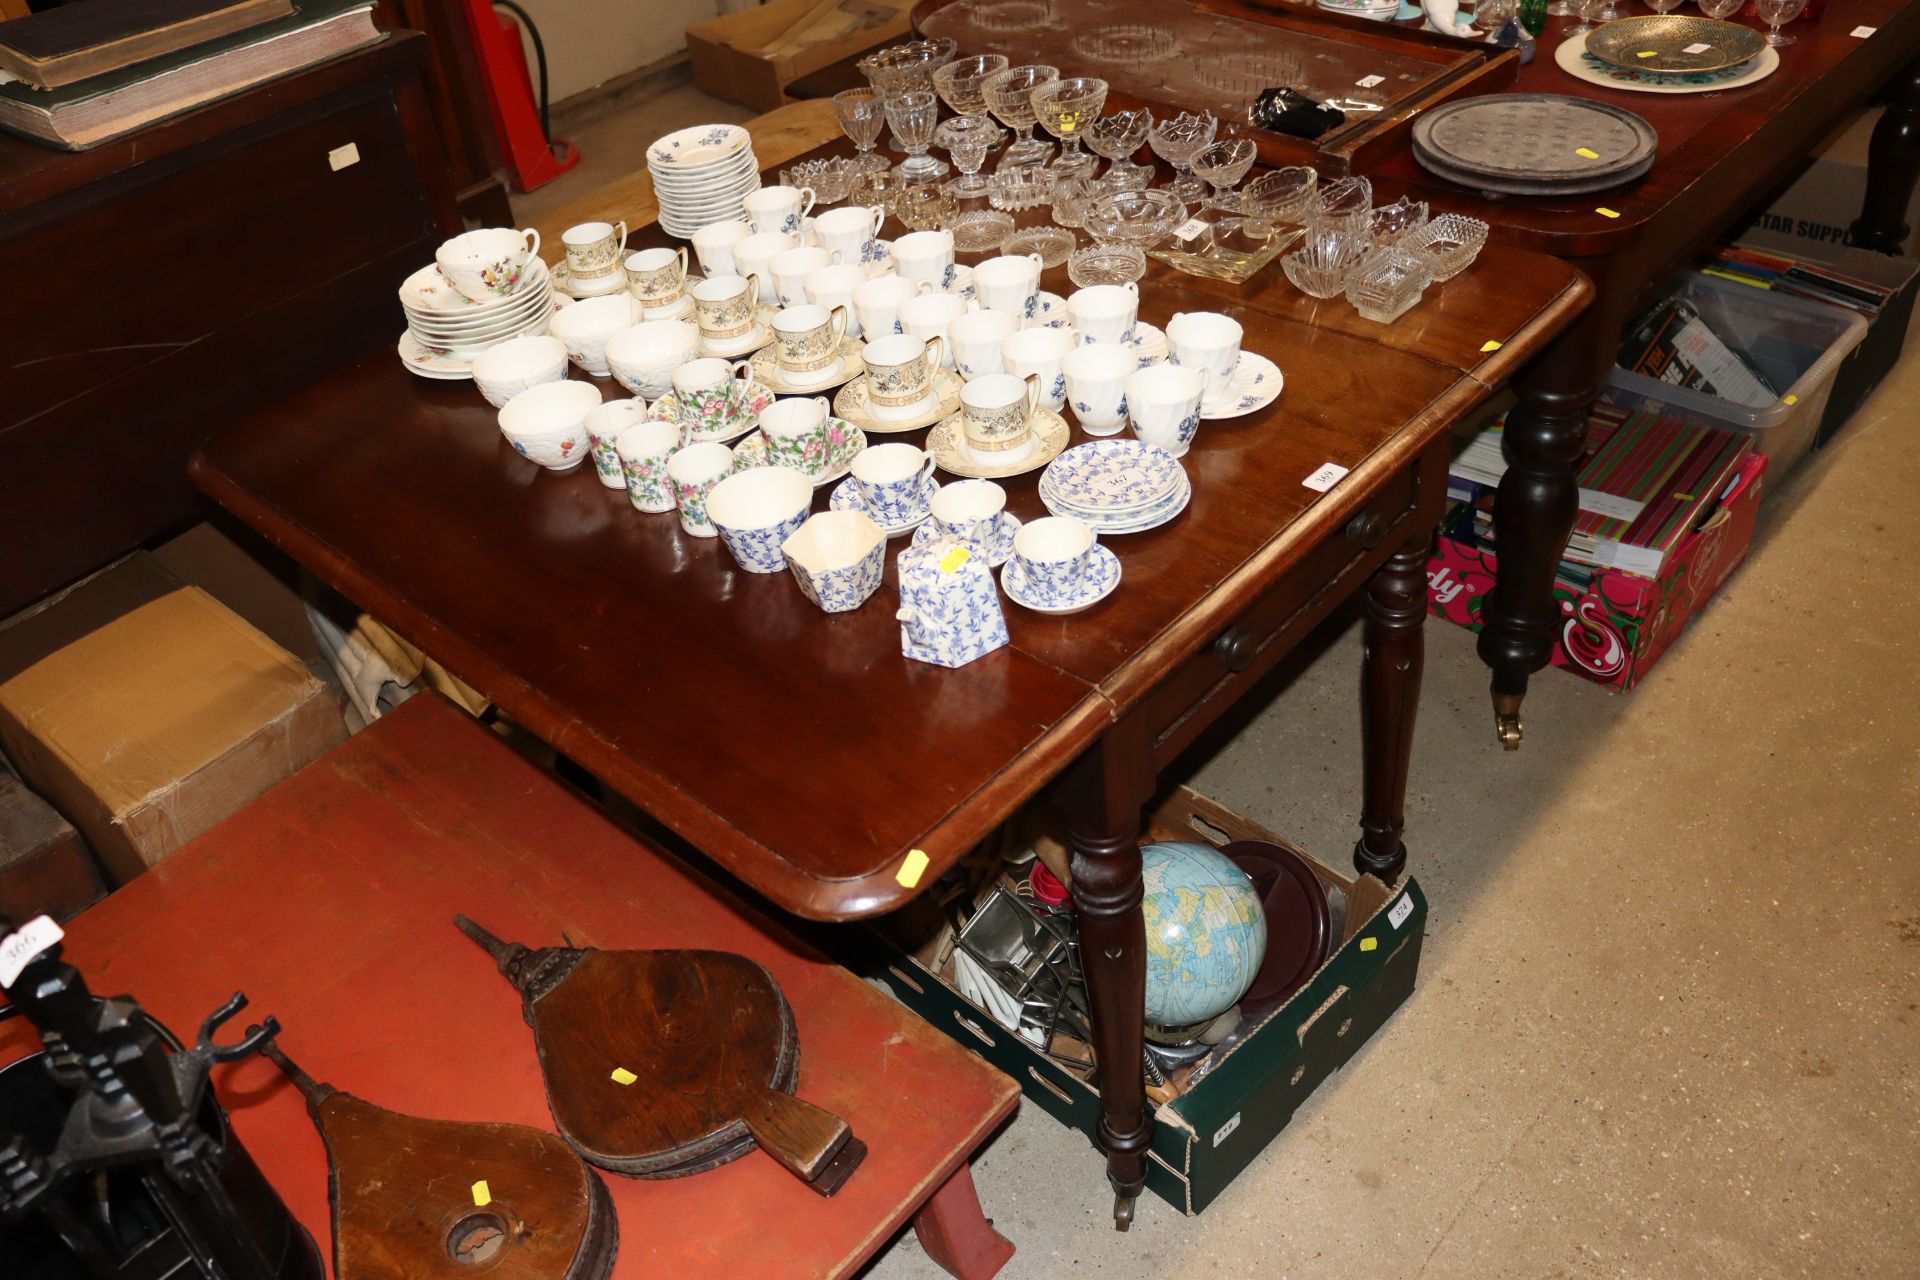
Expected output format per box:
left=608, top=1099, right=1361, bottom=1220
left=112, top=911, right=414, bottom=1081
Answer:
left=833, top=88, right=889, bottom=175
left=884, top=90, right=946, bottom=181
left=1568, top=0, right=1609, bottom=38
left=1697, top=0, right=1743, bottom=15
left=1030, top=76, right=1108, bottom=179
left=1755, top=0, right=1805, bottom=44
left=982, top=64, right=1060, bottom=167
left=936, top=114, right=1003, bottom=198
left=1148, top=110, right=1217, bottom=203
left=1086, top=108, right=1153, bottom=186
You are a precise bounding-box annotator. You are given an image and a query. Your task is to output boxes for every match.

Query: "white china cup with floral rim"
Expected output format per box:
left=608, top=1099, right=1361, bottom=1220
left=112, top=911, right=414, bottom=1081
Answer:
left=471, top=334, right=569, bottom=409
left=690, top=275, right=764, bottom=343
left=891, top=229, right=957, bottom=291
left=812, top=205, right=886, bottom=267
left=665, top=440, right=736, bottom=537
left=758, top=395, right=851, bottom=479
left=743, top=184, right=817, bottom=236
left=898, top=291, right=970, bottom=370
left=973, top=252, right=1045, bottom=321
left=1001, top=325, right=1076, bottom=413
left=770, top=245, right=841, bottom=307
left=852, top=274, right=930, bottom=341
left=734, top=231, right=795, bottom=303
left=562, top=220, right=628, bottom=283
left=436, top=227, right=540, bottom=302
left=691, top=219, right=751, bottom=277
left=623, top=246, right=688, bottom=303
left=929, top=478, right=1007, bottom=546
left=948, top=309, right=1017, bottom=380
left=583, top=398, right=649, bottom=489
left=782, top=510, right=888, bottom=613
left=1062, top=343, right=1136, bottom=437
left=860, top=333, right=944, bottom=421
left=770, top=303, right=850, bottom=385
left=804, top=262, right=871, bottom=339
left=1165, top=310, right=1244, bottom=404
left=604, top=318, right=700, bottom=398
left=850, top=441, right=938, bottom=526
left=707, top=466, right=815, bottom=573
left=959, top=371, right=1041, bottom=463
left=1011, top=516, right=1097, bottom=604
left=671, top=356, right=756, bottom=437
left=1067, top=283, right=1141, bottom=346
left=1126, top=364, right=1206, bottom=458
left=497, top=379, right=600, bottom=470
left=614, top=420, right=681, bottom=513
left=551, top=294, right=642, bottom=376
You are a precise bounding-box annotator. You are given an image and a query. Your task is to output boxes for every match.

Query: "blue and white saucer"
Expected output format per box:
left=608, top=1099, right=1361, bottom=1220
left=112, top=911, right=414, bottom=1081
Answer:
left=947, top=264, right=976, bottom=303
left=910, top=510, right=1023, bottom=566
left=1199, top=352, right=1284, bottom=420
left=1023, top=291, right=1069, bottom=331
left=828, top=473, right=937, bottom=537
left=1127, top=321, right=1168, bottom=368
left=1040, top=439, right=1182, bottom=512
left=1001, top=545, right=1122, bottom=615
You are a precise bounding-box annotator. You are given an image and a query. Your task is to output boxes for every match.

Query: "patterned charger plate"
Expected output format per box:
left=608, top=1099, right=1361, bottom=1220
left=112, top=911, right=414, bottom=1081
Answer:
left=1585, top=15, right=1765, bottom=74
left=834, top=368, right=965, bottom=433
left=1412, top=94, right=1657, bottom=184
left=926, top=409, right=1071, bottom=479
left=1553, top=33, right=1781, bottom=96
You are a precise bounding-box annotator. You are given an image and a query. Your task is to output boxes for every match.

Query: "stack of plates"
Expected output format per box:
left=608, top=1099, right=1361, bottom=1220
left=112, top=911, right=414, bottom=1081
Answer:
left=398, top=258, right=555, bottom=375
left=1411, top=94, right=1657, bottom=197
left=650, top=123, right=761, bottom=239
left=1038, top=439, right=1193, bottom=535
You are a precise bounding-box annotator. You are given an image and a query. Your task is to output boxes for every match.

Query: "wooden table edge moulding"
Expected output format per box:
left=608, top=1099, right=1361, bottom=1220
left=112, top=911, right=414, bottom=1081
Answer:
left=190, top=103, right=1593, bottom=1226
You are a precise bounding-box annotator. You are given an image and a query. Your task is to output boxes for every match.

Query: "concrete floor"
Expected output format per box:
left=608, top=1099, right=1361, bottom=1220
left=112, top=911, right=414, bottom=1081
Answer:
left=528, top=83, right=1920, bottom=1279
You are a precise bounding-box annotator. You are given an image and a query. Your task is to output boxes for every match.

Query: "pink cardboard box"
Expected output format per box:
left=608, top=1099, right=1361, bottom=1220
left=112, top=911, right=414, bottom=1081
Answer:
left=1426, top=453, right=1768, bottom=690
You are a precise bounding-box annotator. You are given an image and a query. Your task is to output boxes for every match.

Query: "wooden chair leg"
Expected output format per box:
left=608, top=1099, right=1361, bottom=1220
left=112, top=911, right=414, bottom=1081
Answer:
left=912, top=1161, right=1014, bottom=1280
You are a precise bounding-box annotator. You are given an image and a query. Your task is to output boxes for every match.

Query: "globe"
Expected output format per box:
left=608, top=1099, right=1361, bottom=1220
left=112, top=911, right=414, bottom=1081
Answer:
left=1140, top=841, right=1267, bottom=1028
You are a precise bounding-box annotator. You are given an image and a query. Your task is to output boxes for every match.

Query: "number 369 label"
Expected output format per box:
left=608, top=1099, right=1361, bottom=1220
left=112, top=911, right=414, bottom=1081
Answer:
left=0, top=915, right=63, bottom=988
left=1302, top=462, right=1350, bottom=492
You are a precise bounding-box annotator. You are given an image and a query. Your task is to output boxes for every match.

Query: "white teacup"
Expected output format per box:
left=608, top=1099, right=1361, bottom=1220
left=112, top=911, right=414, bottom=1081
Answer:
left=604, top=319, right=700, bottom=398
left=624, top=246, right=688, bottom=303
left=743, top=184, right=817, bottom=236
left=1126, top=364, right=1206, bottom=458
left=1011, top=516, right=1096, bottom=604
left=850, top=442, right=936, bottom=527
left=614, top=420, right=681, bottom=513
left=929, top=478, right=1006, bottom=547
left=1068, top=283, right=1141, bottom=346
left=948, top=309, right=1017, bottom=380
left=861, top=333, right=943, bottom=421
left=497, top=379, right=600, bottom=470
left=436, top=227, right=540, bottom=302
left=1001, top=326, right=1075, bottom=413
left=959, top=372, right=1041, bottom=462
left=471, top=334, right=568, bottom=409
left=665, top=441, right=737, bottom=537
left=691, top=219, right=750, bottom=277
left=852, top=274, right=930, bottom=341
left=734, top=231, right=795, bottom=303
left=771, top=303, right=850, bottom=385
left=1062, top=343, right=1136, bottom=437
left=583, top=398, right=649, bottom=490
left=770, top=245, right=840, bottom=307
left=813, top=205, right=886, bottom=268
left=1166, top=310, right=1244, bottom=404
left=708, top=466, right=815, bottom=574
left=691, top=275, right=764, bottom=343
left=805, top=263, right=871, bottom=339
left=892, top=229, right=957, bottom=291
left=898, top=292, right=969, bottom=370
left=562, top=220, right=628, bottom=283
left=973, top=252, right=1045, bottom=321
left=551, top=294, right=642, bottom=376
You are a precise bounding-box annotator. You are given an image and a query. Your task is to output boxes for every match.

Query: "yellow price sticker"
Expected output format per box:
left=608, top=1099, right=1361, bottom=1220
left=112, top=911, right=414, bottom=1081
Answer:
left=471, top=1180, right=491, bottom=1207
left=1359, top=937, right=1378, bottom=953
left=609, top=1067, right=637, bottom=1086
left=937, top=547, right=971, bottom=574
left=1595, top=207, right=1621, bottom=219
left=1575, top=147, right=1600, bottom=158
left=1783, top=394, right=1799, bottom=405
left=896, top=848, right=930, bottom=888
left=1636, top=50, right=1657, bottom=58
left=1480, top=340, right=1502, bottom=353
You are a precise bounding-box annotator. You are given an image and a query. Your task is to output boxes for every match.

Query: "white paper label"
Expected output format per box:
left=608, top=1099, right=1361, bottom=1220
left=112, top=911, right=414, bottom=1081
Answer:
left=1577, top=489, right=1646, bottom=522
left=1212, top=1113, right=1242, bottom=1148
left=1387, top=894, right=1414, bottom=930
left=1851, top=25, right=1876, bottom=37
left=1302, top=462, right=1350, bottom=492
left=1173, top=218, right=1210, bottom=243
left=0, top=915, right=63, bottom=988
left=1355, top=74, right=1386, bottom=88
left=327, top=142, right=361, bottom=171
left=1681, top=41, right=1712, bottom=54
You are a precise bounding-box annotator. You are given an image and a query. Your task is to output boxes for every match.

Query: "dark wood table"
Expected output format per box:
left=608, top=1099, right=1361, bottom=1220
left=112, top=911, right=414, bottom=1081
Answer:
left=190, top=138, right=1588, bottom=1222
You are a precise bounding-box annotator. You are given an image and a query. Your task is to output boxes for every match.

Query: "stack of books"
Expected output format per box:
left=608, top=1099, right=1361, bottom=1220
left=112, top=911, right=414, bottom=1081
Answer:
left=0, top=0, right=381, bottom=150
left=1700, top=244, right=1901, bottom=318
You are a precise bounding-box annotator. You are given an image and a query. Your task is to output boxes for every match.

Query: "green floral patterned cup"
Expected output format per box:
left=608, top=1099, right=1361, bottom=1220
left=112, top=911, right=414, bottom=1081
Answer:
left=665, top=441, right=735, bottom=537
left=614, top=420, right=681, bottom=514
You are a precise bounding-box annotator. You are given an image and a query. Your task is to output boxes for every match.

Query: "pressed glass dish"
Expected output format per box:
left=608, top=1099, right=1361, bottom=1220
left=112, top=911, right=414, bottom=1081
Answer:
left=951, top=208, right=1018, bottom=253
left=781, top=158, right=857, bottom=206
left=1191, top=138, right=1257, bottom=211
left=1241, top=165, right=1317, bottom=227
left=1080, top=186, right=1186, bottom=284
left=895, top=182, right=959, bottom=232
left=1003, top=225, right=1076, bottom=267
left=1070, top=23, right=1179, bottom=63
left=1367, top=197, right=1429, bottom=247
left=1068, top=243, right=1147, bottom=288
left=982, top=64, right=1061, bottom=166
left=1403, top=213, right=1489, bottom=282
left=1086, top=108, right=1153, bottom=185
left=988, top=166, right=1058, bottom=212
left=1147, top=110, right=1217, bottom=203
left=1030, top=76, right=1108, bottom=179
left=1343, top=246, right=1434, bottom=323
left=1305, top=174, right=1373, bottom=240
left=1281, top=227, right=1369, bottom=298
left=975, top=0, right=1054, bottom=31
left=933, top=53, right=1010, bottom=118
left=936, top=115, right=1003, bottom=197
left=859, top=38, right=958, bottom=97
left=884, top=90, right=947, bottom=181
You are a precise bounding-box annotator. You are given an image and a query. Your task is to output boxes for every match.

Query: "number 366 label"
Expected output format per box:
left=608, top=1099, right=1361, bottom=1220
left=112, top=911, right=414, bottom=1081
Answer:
left=0, top=915, right=63, bottom=988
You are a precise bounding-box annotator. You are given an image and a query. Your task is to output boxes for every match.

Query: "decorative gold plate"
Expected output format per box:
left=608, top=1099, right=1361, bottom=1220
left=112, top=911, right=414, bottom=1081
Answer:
left=1586, top=16, right=1766, bottom=74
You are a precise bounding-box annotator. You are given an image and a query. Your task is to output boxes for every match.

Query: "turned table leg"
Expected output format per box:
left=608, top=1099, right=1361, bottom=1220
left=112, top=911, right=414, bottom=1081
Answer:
left=1852, top=57, right=1920, bottom=254
left=913, top=1162, right=1015, bottom=1280
left=1355, top=535, right=1427, bottom=884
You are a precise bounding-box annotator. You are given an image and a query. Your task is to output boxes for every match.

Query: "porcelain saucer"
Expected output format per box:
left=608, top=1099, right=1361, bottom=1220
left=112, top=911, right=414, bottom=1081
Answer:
left=644, top=380, right=776, bottom=444
left=828, top=474, right=937, bottom=537
left=1127, top=321, right=1168, bottom=368
left=550, top=259, right=628, bottom=299
left=397, top=331, right=474, bottom=379
left=1024, top=291, right=1069, bottom=330
left=833, top=367, right=964, bottom=433
left=699, top=307, right=778, bottom=358
left=925, top=408, right=1071, bottom=479
left=638, top=291, right=696, bottom=322
left=749, top=337, right=865, bottom=393
left=910, top=510, right=1023, bottom=566
left=732, top=423, right=867, bottom=487
left=1199, top=352, right=1284, bottom=420
left=1001, top=545, right=1122, bottom=615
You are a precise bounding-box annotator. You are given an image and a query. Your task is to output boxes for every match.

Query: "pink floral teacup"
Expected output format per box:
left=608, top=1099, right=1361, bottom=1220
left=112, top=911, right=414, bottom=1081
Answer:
left=758, top=396, right=854, bottom=481
left=671, top=356, right=755, bottom=439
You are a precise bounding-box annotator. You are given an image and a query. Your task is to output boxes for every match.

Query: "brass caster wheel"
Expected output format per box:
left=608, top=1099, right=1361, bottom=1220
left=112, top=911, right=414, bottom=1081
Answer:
left=1492, top=691, right=1524, bottom=751
left=1112, top=1191, right=1136, bottom=1231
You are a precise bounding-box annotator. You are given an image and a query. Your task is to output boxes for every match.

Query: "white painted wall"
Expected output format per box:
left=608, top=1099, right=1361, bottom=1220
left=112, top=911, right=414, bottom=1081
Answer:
left=507, top=0, right=724, bottom=104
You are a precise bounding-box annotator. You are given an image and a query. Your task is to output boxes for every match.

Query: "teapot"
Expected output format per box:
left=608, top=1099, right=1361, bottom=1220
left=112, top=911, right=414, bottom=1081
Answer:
left=896, top=535, right=1009, bottom=669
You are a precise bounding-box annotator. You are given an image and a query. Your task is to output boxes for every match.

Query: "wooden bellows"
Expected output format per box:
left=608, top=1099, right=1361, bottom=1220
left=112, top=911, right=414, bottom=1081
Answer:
left=454, top=916, right=867, bottom=1196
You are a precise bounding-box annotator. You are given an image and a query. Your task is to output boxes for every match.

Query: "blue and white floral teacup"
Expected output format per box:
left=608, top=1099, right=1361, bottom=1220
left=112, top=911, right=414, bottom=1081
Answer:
left=1010, top=516, right=1097, bottom=608
left=1001, top=325, right=1075, bottom=414
left=850, top=442, right=937, bottom=528
left=707, top=466, right=813, bottom=573
left=1067, top=283, right=1140, bottom=347
left=929, top=479, right=1006, bottom=547
left=1063, top=343, right=1135, bottom=438
left=744, top=184, right=817, bottom=237
left=783, top=511, right=887, bottom=613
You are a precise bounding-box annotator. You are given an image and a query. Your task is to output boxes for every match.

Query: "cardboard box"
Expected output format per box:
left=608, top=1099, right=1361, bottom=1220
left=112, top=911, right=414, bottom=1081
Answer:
left=0, top=555, right=347, bottom=884
left=0, top=766, right=104, bottom=922
left=850, top=787, right=1425, bottom=1216
left=688, top=0, right=913, bottom=113
left=1427, top=452, right=1767, bottom=691
left=1732, top=109, right=1920, bottom=260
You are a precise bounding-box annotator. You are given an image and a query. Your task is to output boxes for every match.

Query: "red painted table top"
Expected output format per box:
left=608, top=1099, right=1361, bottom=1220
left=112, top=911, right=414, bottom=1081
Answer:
left=0, top=694, right=1018, bottom=1279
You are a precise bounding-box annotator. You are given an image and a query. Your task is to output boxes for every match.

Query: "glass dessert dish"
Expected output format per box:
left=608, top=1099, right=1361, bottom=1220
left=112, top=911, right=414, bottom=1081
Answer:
left=1305, top=174, right=1373, bottom=240
left=781, top=157, right=858, bottom=206
left=895, top=181, right=958, bottom=232
left=834, top=88, right=890, bottom=175
left=859, top=38, right=958, bottom=98
left=1148, top=110, right=1217, bottom=203
left=1281, top=226, right=1370, bottom=299
left=1070, top=23, right=1179, bottom=63
left=951, top=208, right=1018, bottom=254
left=884, top=90, right=947, bottom=181
left=1051, top=176, right=1096, bottom=228
left=1030, top=76, right=1108, bottom=179
left=975, top=0, right=1053, bottom=32
left=1086, top=108, right=1153, bottom=186
left=1191, top=138, right=1256, bottom=212
left=1402, top=213, right=1488, bottom=282
left=1367, top=196, right=1429, bottom=247
left=1241, top=165, right=1317, bottom=229
left=982, top=64, right=1061, bottom=167
left=933, top=53, right=1010, bottom=120
left=936, top=114, right=1002, bottom=198
left=987, top=165, right=1057, bottom=213
left=1003, top=225, right=1076, bottom=267
left=1075, top=187, right=1186, bottom=286
left=1343, top=247, right=1434, bottom=323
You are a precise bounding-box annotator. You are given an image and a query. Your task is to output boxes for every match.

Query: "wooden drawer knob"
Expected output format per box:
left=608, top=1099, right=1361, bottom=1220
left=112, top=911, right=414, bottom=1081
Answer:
left=1214, top=627, right=1258, bottom=673
left=1345, top=510, right=1388, bottom=549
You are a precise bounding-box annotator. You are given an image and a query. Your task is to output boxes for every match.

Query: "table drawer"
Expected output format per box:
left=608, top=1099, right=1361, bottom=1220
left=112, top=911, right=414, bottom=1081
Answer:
left=1138, top=460, right=1424, bottom=770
